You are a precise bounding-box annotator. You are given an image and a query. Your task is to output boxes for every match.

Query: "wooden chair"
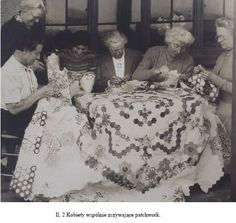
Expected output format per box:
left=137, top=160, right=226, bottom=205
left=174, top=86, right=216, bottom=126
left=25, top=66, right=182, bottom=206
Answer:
left=1, top=133, right=21, bottom=180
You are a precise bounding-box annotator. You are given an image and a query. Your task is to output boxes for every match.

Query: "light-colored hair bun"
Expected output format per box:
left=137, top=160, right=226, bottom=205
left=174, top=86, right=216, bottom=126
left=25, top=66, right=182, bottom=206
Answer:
left=20, top=0, right=45, bottom=11
left=215, top=17, right=233, bottom=31
left=103, top=31, right=128, bottom=48
left=165, top=26, right=195, bottom=47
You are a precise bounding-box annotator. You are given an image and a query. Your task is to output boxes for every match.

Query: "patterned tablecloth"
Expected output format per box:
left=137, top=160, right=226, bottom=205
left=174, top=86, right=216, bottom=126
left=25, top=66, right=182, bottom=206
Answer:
left=10, top=83, right=230, bottom=201
left=75, top=87, right=230, bottom=197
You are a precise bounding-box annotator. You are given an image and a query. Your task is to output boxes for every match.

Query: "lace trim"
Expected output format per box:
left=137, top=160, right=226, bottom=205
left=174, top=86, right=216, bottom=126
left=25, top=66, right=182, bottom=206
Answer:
left=15, top=13, right=23, bottom=23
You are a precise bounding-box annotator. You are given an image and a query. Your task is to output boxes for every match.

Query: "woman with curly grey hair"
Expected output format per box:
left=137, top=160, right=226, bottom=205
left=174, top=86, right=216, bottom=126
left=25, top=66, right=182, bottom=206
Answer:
left=94, top=30, right=142, bottom=92
left=1, top=0, right=48, bottom=85
left=1, top=0, right=45, bottom=65
left=132, top=26, right=195, bottom=84
left=103, top=31, right=128, bottom=56
left=194, top=17, right=233, bottom=136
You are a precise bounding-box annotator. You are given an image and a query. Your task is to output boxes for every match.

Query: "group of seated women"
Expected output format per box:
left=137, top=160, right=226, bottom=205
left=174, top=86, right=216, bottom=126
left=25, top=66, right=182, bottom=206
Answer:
left=1, top=13, right=233, bottom=200
left=2, top=17, right=233, bottom=138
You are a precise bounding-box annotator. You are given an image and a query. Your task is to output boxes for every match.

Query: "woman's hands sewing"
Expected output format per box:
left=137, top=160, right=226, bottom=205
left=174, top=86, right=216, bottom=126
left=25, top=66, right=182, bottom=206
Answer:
left=37, top=83, right=55, bottom=98
left=109, top=76, right=124, bottom=86
left=151, top=66, right=180, bottom=88
left=150, top=65, right=170, bottom=82
left=5, top=83, right=55, bottom=115
left=80, top=73, right=95, bottom=94
left=109, top=73, right=131, bottom=86
left=194, top=64, right=211, bottom=80
left=70, top=81, right=85, bottom=97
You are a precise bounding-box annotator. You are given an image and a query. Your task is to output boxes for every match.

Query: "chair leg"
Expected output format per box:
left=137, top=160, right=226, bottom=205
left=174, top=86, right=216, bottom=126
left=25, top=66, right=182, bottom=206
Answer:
left=1, top=135, right=21, bottom=179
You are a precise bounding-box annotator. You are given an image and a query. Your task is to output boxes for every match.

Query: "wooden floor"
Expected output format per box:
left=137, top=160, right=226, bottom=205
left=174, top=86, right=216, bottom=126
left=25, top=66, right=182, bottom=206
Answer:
left=1, top=175, right=231, bottom=202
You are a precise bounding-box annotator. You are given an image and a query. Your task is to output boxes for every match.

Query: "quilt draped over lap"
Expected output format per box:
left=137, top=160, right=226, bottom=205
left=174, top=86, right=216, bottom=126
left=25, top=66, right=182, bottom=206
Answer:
left=10, top=97, right=102, bottom=201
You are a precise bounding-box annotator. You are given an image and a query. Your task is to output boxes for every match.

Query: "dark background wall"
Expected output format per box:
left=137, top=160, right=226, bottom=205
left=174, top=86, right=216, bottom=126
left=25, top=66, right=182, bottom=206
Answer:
left=1, top=0, right=21, bottom=26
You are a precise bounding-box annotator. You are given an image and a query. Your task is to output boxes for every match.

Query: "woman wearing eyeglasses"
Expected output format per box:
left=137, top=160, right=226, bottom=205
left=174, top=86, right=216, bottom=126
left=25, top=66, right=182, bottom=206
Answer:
left=1, top=0, right=48, bottom=85
left=194, top=17, right=233, bottom=137
left=132, top=26, right=195, bottom=86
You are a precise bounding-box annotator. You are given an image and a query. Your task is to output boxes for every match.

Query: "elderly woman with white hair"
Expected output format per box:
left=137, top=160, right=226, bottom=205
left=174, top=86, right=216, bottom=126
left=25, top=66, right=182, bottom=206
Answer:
left=1, top=0, right=47, bottom=85
left=94, top=30, right=142, bottom=92
left=132, top=26, right=195, bottom=84
left=194, top=17, right=233, bottom=136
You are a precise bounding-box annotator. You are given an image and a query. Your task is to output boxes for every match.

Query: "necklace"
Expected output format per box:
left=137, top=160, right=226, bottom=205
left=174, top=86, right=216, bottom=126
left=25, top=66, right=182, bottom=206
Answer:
left=15, top=13, right=23, bottom=23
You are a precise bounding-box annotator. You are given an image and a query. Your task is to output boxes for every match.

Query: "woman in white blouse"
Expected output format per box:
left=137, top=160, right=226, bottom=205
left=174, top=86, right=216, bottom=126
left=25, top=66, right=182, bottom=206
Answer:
left=1, top=38, right=54, bottom=137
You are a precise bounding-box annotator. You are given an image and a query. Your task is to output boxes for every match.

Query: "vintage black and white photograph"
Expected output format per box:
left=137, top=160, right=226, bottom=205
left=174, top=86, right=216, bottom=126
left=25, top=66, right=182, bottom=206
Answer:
left=1, top=0, right=235, bottom=206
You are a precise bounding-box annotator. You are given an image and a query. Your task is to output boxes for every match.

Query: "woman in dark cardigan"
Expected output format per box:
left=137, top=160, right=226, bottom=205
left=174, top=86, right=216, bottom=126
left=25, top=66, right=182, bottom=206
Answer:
left=1, top=0, right=47, bottom=85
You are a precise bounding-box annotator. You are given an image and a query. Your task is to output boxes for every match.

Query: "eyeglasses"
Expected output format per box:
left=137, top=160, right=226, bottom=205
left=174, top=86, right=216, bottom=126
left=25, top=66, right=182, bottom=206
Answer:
left=28, top=11, right=41, bottom=22
left=171, top=42, right=186, bottom=52
left=110, top=47, right=124, bottom=53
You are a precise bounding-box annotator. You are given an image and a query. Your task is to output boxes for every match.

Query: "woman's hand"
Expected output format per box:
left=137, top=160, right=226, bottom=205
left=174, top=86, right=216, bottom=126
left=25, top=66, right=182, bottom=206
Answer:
left=193, top=64, right=211, bottom=80
left=151, top=67, right=161, bottom=74
left=179, top=73, right=188, bottom=81
left=153, top=66, right=171, bottom=80
left=123, top=74, right=131, bottom=81
left=194, top=64, right=207, bottom=74
left=80, top=74, right=95, bottom=93
left=110, top=76, right=123, bottom=85
left=200, top=70, right=211, bottom=80
left=32, top=59, right=46, bottom=72
left=193, top=65, right=202, bottom=74
left=70, top=81, right=85, bottom=97
left=161, top=76, right=178, bottom=88
left=5, top=83, right=55, bottom=115
left=37, top=83, right=55, bottom=99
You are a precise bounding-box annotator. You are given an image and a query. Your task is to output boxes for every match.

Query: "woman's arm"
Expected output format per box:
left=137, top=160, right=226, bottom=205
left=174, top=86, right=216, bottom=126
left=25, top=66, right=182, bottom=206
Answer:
left=199, top=58, right=232, bottom=94
left=198, top=67, right=232, bottom=94
left=180, top=55, right=194, bottom=80
left=208, top=72, right=232, bottom=94
left=6, top=85, right=54, bottom=115
left=208, top=53, right=233, bottom=94
left=132, top=47, right=161, bottom=81
left=93, top=60, right=109, bottom=92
